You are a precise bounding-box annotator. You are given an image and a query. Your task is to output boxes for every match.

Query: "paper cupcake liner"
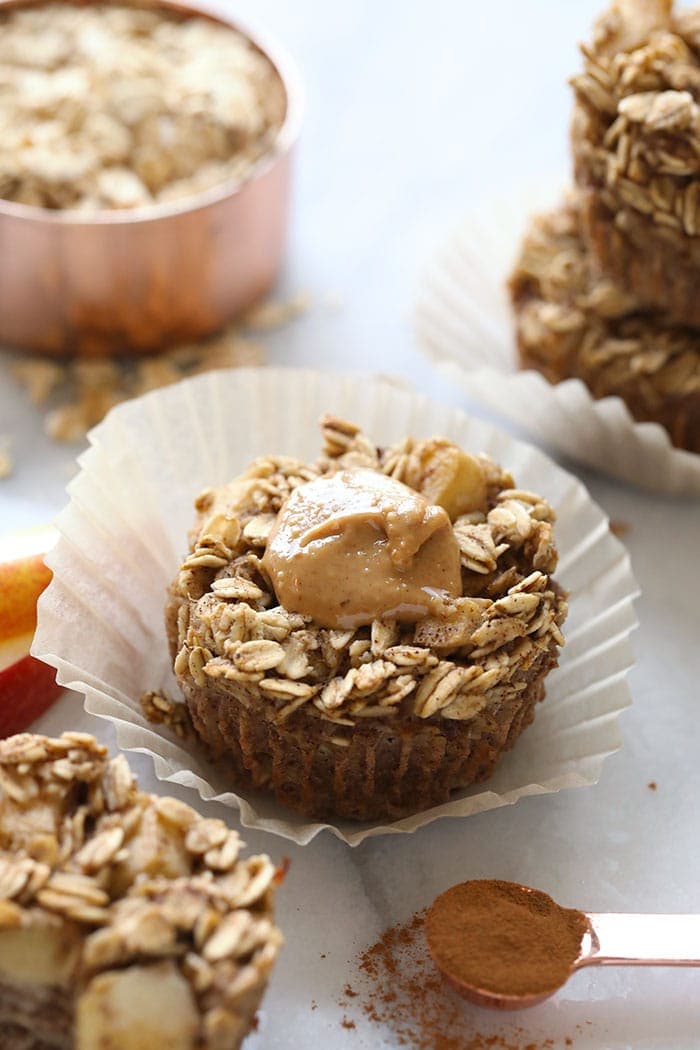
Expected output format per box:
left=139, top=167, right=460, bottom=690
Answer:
left=33, top=367, right=638, bottom=846
left=414, top=182, right=700, bottom=495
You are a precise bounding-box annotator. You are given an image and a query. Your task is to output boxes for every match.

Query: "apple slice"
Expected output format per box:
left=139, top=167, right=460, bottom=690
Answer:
left=0, top=526, right=63, bottom=736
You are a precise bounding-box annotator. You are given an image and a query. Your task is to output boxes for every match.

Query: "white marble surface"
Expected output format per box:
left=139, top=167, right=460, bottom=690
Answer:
left=1, top=2, right=700, bottom=1047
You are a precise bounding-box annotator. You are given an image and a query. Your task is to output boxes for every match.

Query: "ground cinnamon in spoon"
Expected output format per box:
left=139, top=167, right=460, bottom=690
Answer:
left=426, top=880, right=588, bottom=998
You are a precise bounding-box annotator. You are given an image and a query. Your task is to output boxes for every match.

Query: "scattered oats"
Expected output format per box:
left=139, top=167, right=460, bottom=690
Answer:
left=243, top=292, right=311, bottom=330
left=3, top=321, right=265, bottom=446
left=0, top=440, right=12, bottom=479
left=45, top=388, right=125, bottom=441
left=11, top=359, right=64, bottom=404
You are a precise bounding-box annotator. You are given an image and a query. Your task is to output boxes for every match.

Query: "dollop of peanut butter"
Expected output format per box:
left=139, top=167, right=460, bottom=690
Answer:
left=262, top=469, right=462, bottom=629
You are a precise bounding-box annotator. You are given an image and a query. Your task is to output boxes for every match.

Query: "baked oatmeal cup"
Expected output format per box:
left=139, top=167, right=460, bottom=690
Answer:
left=509, top=195, right=700, bottom=453
left=0, top=732, right=282, bottom=1050
left=571, top=0, right=700, bottom=327
left=167, top=416, right=567, bottom=823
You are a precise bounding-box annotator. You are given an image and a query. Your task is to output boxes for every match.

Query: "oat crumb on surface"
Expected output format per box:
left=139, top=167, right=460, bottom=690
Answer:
left=5, top=289, right=316, bottom=444
left=11, top=359, right=64, bottom=405
left=242, top=291, right=311, bottom=330
left=6, top=322, right=264, bottom=442
left=0, top=440, right=12, bottom=479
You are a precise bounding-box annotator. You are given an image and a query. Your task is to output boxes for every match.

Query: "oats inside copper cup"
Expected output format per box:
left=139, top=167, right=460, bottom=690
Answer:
left=0, top=3, right=286, bottom=210
left=0, top=0, right=302, bottom=355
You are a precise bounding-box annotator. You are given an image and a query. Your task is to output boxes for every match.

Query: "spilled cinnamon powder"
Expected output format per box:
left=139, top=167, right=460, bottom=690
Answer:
left=609, top=519, right=631, bottom=539
left=341, top=906, right=573, bottom=1049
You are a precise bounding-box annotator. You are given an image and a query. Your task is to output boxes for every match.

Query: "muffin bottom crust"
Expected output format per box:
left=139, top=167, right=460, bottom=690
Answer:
left=179, top=646, right=558, bottom=822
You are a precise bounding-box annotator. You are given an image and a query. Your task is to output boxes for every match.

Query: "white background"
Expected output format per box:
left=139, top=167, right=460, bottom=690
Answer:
left=2, top=2, right=700, bottom=1047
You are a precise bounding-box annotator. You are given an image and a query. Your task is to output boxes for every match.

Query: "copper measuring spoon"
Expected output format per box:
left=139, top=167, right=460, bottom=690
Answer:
left=426, top=883, right=700, bottom=1011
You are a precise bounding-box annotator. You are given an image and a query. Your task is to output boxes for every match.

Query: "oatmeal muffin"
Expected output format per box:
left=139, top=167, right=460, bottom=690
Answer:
left=0, top=732, right=282, bottom=1049
left=167, top=417, right=567, bottom=822
left=571, top=0, right=700, bottom=326
left=509, top=195, right=700, bottom=452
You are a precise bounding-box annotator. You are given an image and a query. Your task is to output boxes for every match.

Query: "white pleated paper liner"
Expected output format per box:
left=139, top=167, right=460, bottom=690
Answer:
left=414, top=183, right=700, bottom=496
left=33, top=368, right=639, bottom=846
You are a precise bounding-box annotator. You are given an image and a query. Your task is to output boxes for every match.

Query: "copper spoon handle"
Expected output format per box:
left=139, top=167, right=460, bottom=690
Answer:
left=580, top=914, right=700, bottom=968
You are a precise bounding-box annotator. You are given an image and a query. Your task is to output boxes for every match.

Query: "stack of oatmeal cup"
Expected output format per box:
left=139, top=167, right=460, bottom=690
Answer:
left=509, top=0, right=700, bottom=455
